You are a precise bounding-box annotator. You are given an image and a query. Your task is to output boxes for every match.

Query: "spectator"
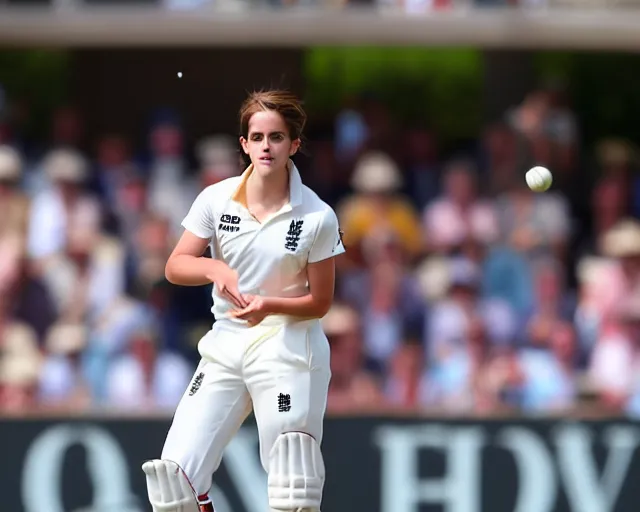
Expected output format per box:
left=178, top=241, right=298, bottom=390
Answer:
left=323, top=304, right=385, bottom=413
left=0, top=145, right=30, bottom=241
left=340, top=229, right=425, bottom=373
left=131, top=212, right=174, bottom=296
left=495, top=177, right=571, bottom=262
left=104, top=328, right=192, bottom=412
left=403, top=126, right=440, bottom=209
left=39, top=225, right=125, bottom=324
left=423, top=158, right=499, bottom=254
left=0, top=322, right=41, bottom=414
left=521, top=256, right=576, bottom=339
left=26, top=148, right=102, bottom=265
left=577, top=175, right=630, bottom=260
left=146, top=119, right=196, bottom=236
left=384, top=342, right=425, bottom=411
left=479, top=122, right=528, bottom=195
left=589, top=292, right=640, bottom=413
left=195, top=135, right=241, bottom=188
left=519, top=320, right=578, bottom=412
left=0, top=234, right=57, bottom=343
left=426, top=257, right=517, bottom=361
left=50, top=106, right=85, bottom=150
left=424, top=315, right=496, bottom=413
left=94, top=133, right=137, bottom=207
left=334, top=96, right=368, bottom=165
left=337, top=151, right=424, bottom=265
left=575, top=219, right=640, bottom=361
left=38, top=322, right=93, bottom=411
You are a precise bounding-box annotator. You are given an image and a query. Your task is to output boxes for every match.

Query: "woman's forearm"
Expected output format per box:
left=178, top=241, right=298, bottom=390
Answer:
left=165, top=255, right=222, bottom=286
left=264, top=294, right=332, bottom=319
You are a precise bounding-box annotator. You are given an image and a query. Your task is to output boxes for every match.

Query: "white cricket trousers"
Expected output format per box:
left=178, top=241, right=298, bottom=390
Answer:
left=161, top=316, right=332, bottom=496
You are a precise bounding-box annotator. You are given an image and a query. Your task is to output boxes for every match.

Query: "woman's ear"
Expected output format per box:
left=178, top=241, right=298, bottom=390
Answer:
left=289, top=138, right=301, bottom=156
left=239, top=136, right=249, bottom=155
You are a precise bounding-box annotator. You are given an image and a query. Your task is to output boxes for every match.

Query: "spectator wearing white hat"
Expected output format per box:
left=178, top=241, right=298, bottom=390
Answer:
left=579, top=219, right=640, bottom=336
left=39, top=223, right=126, bottom=326
left=26, top=148, right=102, bottom=264
left=196, top=134, right=241, bottom=188
left=37, top=322, right=93, bottom=411
left=0, top=322, right=42, bottom=414
left=577, top=220, right=640, bottom=398
left=337, top=151, right=424, bottom=265
left=589, top=291, right=640, bottom=414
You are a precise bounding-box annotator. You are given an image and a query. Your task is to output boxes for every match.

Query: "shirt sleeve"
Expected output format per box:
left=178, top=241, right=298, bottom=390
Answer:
left=308, top=207, right=346, bottom=263
left=181, top=187, right=216, bottom=240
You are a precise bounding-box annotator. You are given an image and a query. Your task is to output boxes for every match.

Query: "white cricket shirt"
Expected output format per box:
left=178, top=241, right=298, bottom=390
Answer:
left=181, top=160, right=345, bottom=324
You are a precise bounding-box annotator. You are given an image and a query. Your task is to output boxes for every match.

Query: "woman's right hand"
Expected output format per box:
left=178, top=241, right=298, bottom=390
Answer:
left=206, top=262, right=248, bottom=309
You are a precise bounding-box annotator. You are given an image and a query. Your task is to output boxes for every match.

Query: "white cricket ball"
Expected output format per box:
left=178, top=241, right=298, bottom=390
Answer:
left=177, top=72, right=183, bottom=78
left=525, top=166, right=553, bottom=192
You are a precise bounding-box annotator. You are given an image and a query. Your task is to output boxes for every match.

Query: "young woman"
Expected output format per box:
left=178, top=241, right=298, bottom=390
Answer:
left=143, top=89, right=345, bottom=512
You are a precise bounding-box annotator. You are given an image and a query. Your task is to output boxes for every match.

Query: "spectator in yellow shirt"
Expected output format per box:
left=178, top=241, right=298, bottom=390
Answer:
left=0, top=146, right=30, bottom=241
left=337, top=151, right=425, bottom=266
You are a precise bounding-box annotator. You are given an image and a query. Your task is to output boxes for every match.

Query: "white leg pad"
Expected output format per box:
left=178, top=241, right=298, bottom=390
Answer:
left=142, top=459, right=200, bottom=512
left=268, top=432, right=325, bottom=512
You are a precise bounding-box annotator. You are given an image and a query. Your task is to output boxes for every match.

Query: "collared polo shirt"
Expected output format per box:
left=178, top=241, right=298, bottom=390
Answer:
left=181, top=161, right=345, bottom=323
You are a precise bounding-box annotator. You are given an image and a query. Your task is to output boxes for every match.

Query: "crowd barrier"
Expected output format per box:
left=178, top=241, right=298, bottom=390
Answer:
left=1, top=415, right=639, bottom=512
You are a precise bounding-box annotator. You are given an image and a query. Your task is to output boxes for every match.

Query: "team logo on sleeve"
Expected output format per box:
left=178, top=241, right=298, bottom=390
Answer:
left=285, top=219, right=304, bottom=251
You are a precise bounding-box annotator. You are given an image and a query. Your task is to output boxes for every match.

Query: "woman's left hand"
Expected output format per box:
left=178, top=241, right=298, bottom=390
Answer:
left=229, top=295, right=271, bottom=326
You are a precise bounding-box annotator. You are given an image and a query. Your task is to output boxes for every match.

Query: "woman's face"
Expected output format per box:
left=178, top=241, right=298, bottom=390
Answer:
left=240, top=110, right=299, bottom=178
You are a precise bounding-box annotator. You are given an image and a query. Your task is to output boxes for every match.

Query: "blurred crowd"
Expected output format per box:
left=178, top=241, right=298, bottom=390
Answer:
left=1, top=86, right=640, bottom=419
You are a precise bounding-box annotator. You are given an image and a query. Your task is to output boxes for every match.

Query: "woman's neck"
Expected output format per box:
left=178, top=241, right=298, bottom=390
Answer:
left=246, top=164, right=290, bottom=211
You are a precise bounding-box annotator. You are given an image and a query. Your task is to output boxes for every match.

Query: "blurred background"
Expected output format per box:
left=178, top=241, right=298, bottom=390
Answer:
left=2, top=2, right=640, bottom=511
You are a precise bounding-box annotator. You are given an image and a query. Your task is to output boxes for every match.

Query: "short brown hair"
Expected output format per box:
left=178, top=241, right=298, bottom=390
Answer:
left=239, top=90, right=307, bottom=140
